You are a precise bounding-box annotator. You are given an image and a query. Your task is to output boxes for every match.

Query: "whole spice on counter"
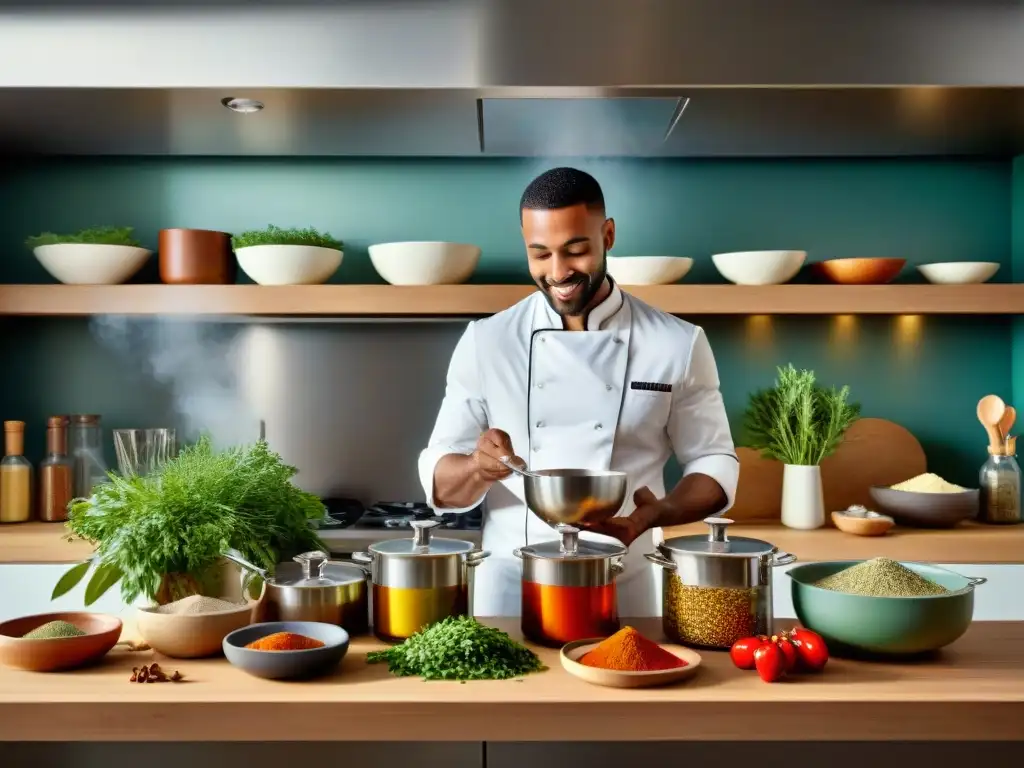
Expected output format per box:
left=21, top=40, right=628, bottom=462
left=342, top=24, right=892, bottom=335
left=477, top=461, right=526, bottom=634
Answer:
left=664, top=575, right=760, bottom=648
left=152, top=595, right=245, bottom=615
left=811, top=557, right=948, bottom=597
left=130, top=663, right=183, bottom=683
left=245, top=632, right=325, bottom=651
left=579, top=626, right=686, bottom=672
left=366, top=615, right=545, bottom=681
left=22, top=620, right=87, bottom=639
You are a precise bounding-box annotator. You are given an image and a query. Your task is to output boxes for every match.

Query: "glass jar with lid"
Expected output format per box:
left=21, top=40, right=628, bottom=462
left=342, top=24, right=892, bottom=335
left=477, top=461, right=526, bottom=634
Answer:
left=645, top=516, right=796, bottom=649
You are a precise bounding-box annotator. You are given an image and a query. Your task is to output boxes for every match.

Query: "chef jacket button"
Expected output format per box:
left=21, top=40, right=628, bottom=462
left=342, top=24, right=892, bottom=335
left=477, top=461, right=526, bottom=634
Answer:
left=536, top=382, right=544, bottom=389
left=613, top=337, right=623, bottom=345
left=605, top=384, right=613, bottom=391
left=595, top=423, right=603, bottom=430
left=536, top=421, right=544, bottom=428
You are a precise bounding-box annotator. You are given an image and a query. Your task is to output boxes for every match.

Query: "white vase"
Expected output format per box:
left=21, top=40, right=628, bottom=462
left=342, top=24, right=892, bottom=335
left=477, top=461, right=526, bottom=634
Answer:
left=781, top=464, right=825, bottom=530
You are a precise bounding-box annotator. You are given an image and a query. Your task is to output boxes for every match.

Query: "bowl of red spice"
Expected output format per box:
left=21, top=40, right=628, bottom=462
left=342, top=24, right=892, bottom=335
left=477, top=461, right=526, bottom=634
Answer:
left=560, top=626, right=702, bottom=688
left=223, top=621, right=349, bottom=680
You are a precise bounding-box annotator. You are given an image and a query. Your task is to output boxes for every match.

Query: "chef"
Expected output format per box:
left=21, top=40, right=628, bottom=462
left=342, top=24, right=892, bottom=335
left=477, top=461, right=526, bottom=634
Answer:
left=417, top=166, right=739, bottom=618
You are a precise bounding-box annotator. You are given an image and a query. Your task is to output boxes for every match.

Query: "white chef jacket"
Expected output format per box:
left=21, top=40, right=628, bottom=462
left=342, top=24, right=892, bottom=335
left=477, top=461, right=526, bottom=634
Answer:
left=418, top=279, right=739, bottom=618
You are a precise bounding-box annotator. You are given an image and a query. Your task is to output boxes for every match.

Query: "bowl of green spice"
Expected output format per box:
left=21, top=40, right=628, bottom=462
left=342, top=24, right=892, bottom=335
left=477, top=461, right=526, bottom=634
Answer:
left=0, top=611, right=123, bottom=672
left=787, top=558, right=986, bottom=657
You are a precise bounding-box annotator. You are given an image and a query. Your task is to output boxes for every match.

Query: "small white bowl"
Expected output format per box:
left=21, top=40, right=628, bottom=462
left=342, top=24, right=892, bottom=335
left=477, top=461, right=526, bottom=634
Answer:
left=606, top=256, right=693, bottom=285
left=711, top=250, right=806, bottom=285
left=917, top=261, right=1000, bottom=285
left=368, top=241, right=481, bottom=285
left=33, top=243, right=152, bottom=285
left=235, top=244, right=343, bottom=285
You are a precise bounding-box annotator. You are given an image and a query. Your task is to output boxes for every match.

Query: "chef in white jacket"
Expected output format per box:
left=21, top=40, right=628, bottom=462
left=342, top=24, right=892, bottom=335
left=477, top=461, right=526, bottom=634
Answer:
left=418, top=167, right=739, bottom=618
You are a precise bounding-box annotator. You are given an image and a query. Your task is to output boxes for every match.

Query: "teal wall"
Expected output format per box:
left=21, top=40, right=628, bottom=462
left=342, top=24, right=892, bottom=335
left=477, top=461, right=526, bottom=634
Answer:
left=0, top=156, right=1015, bottom=487
left=1013, top=157, right=1024, bottom=427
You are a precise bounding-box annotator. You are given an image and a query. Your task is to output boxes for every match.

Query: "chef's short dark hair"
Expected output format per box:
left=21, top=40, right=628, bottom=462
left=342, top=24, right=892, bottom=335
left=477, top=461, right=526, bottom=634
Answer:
left=520, top=167, right=605, bottom=220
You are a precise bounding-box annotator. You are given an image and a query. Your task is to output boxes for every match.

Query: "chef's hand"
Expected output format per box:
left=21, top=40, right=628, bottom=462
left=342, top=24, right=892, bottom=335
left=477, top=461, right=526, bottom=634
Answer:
left=582, top=486, right=665, bottom=547
left=472, top=428, right=520, bottom=482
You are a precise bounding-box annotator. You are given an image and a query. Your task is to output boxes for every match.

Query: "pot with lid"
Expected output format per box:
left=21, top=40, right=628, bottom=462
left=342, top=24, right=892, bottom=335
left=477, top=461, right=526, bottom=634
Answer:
left=514, top=523, right=626, bottom=647
left=222, top=550, right=369, bottom=636
left=645, top=516, right=796, bottom=649
left=351, top=519, right=490, bottom=643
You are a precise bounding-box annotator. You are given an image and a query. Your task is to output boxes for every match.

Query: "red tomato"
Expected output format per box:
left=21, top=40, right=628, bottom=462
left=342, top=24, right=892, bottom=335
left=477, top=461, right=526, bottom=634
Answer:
left=790, top=628, right=829, bottom=671
left=753, top=642, right=786, bottom=683
left=772, top=634, right=799, bottom=672
left=729, top=636, right=764, bottom=670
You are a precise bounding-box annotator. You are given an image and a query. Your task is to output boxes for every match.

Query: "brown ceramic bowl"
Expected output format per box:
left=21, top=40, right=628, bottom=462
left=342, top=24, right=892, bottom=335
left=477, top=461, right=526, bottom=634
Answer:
left=135, top=598, right=259, bottom=659
left=0, top=611, right=122, bottom=672
left=158, top=228, right=235, bottom=285
left=812, top=258, right=906, bottom=285
left=868, top=486, right=980, bottom=529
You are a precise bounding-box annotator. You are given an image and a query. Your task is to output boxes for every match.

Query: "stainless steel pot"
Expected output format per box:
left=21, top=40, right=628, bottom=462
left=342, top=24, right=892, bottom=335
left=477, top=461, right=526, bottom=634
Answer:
left=223, top=550, right=369, bottom=635
left=351, top=519, right=490, bottom=642
left=645, top=516, right=796, bottom=649
left=514, top=523, right=626, bottom=647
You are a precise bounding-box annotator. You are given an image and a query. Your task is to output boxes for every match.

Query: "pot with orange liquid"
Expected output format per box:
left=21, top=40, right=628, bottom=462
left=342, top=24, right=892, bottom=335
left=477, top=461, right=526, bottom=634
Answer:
left=352, top=520, right=490, bottom=643
left=514, top=523, right=626, bottom=647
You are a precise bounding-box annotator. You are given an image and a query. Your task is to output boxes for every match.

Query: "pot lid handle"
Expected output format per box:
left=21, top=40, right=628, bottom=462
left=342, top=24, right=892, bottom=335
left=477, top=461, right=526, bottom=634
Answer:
left=410, top=519, right=440, bottom=550
left=704, top=516, right=734, bottom=549
left=556, top=523, right=580, bottom=555
left=293, top=550, right=329, bottom=579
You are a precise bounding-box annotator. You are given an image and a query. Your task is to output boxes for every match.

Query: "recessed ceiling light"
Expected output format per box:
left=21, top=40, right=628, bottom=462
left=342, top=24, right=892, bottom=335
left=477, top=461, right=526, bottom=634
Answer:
left=221, top=97, right=264, bottom=114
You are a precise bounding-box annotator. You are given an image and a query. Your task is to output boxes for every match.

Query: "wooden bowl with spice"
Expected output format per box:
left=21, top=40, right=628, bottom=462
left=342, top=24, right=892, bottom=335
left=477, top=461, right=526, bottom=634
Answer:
left=0, top=611, right=123, bottom=672
left=560, top=626, right=702, bottom=689
left=135, top=594, right=260, bottom=659
left=222, top=621, right=350, bottom=680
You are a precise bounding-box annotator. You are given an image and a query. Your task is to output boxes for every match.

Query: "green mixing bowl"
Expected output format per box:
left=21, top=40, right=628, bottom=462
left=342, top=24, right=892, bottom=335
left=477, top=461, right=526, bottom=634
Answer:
left=787, top=561, right=986, bottom=657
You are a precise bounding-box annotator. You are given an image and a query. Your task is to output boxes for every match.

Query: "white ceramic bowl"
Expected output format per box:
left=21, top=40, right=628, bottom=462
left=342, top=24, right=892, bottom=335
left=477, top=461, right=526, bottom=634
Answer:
left=917, top=261, right=1000, bottom=285
left=33, top=244, right=152, bottom=285
left=711, top=250, right=807, bottom=285
left=235, top=244, right=343, bottom=285
left=368, top=241, right=481, bottom=285
left=606, top=256, right=693, bottom=285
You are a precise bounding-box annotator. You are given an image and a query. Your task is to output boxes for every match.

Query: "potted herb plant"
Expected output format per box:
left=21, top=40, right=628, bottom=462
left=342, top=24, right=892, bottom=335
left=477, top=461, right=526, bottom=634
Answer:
left=741, top=364, right=861, bottom=529
left=51, top=437, right=327, bottom=607
left=25, top=226, right=152, bottom=285
left=232, top=225, right=344, bottom=285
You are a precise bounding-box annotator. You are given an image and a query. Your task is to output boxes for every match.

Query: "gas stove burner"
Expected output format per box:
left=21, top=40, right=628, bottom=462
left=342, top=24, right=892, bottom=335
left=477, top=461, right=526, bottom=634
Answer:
left=355, top=501, right=484, bottom=530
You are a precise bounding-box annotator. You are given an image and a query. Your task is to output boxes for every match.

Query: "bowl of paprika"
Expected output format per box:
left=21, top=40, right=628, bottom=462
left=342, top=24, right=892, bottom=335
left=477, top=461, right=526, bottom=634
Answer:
left=223, top=621, right=349, bottom=680
left=560, top=626, right=701, bottom=688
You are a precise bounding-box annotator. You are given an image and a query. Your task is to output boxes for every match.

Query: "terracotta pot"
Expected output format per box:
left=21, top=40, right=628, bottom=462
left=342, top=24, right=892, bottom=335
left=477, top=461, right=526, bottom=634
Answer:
left=159, top=228, right=235, bottom=285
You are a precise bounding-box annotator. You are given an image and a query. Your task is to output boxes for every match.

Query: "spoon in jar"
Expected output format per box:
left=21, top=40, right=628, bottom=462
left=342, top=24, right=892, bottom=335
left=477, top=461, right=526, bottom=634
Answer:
left=977, top=395, right=1007, bottom=453
left=998, top=405, right=1016, bottom=443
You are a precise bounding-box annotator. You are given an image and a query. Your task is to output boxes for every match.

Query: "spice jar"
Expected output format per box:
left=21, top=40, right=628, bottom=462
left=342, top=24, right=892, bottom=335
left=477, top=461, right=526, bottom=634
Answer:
left=514, top=523, right=626, bottom=648
left=645, top=517, right=796, bottom=649
left=0, top=421, right=33, bottom=524
left=39, top=416, right=74, bottom=522
left=979, top=438, right=1022, bottom=525
left=351, top=520, right=490, bottom=643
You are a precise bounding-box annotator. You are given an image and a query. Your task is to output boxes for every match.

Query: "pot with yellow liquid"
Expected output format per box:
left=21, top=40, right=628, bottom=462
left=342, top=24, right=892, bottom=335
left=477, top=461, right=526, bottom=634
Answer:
left=352, top=520, right=490, bottom=642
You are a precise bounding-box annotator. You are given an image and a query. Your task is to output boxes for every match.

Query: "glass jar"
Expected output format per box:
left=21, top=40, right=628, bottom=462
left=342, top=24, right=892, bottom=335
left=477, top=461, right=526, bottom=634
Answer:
left=68, top=414, right=108, bottom=498
left=645, top=517, right=796, bottom=649
left=39, top=416, right=74, bottom=522
left=979, top=439, right=1022, bottom=525
left=0, top=420, right=33, bottom=524
left=514, top=523, right=626, bottom=648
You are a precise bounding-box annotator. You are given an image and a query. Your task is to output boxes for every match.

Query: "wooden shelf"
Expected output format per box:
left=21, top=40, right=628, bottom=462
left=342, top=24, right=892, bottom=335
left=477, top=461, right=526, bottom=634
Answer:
left=3, top=519, right=1021, bottom=565
left=0, top=283, right=1023, bottom=316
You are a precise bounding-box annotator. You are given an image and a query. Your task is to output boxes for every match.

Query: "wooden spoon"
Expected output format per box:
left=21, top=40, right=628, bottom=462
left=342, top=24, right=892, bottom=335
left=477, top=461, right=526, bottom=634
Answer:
left=977, top=395, right=1007, bottom=452
left=998, top=405, right=1016, bottom=441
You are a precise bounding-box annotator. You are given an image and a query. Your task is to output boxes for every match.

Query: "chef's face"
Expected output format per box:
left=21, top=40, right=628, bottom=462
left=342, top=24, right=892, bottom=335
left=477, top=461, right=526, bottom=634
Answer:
left=522, top=204, right=615, bottom=317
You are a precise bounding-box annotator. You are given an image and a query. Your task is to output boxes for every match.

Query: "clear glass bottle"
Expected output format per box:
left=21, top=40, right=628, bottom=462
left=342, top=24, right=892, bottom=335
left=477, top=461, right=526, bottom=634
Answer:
left=0, top=420, right=34, bottom=524
left=68, top=414, right=108, bottom=499
left=979, top=437, right=1022, bottom=525
left=39, top=416, right=74, bottom=522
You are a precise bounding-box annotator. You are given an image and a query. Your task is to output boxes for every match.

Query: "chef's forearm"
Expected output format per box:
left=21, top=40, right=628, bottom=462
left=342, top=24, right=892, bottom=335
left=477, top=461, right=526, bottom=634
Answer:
left=431, top=453, right=492, bottom=509
left=643, top=472, right=728, bottom=529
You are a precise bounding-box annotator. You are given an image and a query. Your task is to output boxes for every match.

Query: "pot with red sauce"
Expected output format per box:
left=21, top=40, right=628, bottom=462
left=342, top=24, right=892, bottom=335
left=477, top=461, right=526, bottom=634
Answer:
left=514, top=523, right=626, bottom=647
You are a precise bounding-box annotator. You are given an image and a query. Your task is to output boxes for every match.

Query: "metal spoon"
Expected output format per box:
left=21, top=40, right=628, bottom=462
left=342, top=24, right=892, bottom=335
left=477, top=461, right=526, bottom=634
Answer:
left=498, top=455, right=542, bottom=479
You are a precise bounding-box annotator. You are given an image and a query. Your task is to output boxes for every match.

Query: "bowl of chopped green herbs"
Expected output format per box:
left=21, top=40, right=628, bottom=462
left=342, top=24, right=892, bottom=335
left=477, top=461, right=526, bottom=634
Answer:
left=26, top=226, right=151, bottom=285
left=788, top=558, right=986, bottom=657
left=232, top=225, right=344, bottom=285
left=0, top=611, right=122, bottom=672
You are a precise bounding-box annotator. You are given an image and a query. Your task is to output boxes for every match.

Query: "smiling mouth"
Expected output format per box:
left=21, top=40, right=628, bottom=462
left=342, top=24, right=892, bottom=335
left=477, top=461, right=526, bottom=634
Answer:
left=550, top=281, right=583, bottom=302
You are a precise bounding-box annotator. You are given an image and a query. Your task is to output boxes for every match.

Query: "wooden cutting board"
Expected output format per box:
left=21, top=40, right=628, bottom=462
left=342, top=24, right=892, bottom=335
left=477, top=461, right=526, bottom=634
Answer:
left=728, top=417, right=927, bottom=522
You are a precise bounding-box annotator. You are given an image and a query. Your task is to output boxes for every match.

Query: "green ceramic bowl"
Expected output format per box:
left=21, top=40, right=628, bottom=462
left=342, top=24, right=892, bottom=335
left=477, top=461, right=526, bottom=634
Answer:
left=787, top=561, right=986, bottom=657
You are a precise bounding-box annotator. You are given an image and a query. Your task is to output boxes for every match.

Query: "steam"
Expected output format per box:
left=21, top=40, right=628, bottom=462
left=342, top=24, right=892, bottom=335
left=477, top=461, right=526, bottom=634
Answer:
left=89, top=316, right=260, bottom=449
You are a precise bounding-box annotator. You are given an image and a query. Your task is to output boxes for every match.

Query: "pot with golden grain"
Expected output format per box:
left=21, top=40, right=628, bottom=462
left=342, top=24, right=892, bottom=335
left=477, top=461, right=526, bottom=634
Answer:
left=644, top=516, right=795, bottom=649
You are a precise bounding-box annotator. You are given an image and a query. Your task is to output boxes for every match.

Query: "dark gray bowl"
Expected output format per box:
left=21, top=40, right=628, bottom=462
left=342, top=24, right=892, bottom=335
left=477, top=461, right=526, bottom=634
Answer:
left=868, top=486, right=979, bottom=529
left=222, top=621, right=349, bottom=680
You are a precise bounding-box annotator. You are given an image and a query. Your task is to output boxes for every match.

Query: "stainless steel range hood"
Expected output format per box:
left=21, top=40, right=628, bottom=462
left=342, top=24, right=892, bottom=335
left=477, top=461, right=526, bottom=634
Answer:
left=2, top=1, right=1024, bottom=158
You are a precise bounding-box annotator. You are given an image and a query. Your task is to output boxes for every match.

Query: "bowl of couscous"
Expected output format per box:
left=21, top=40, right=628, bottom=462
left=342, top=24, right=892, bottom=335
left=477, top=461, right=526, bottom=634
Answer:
left=868, top=472, right=979, bottom=528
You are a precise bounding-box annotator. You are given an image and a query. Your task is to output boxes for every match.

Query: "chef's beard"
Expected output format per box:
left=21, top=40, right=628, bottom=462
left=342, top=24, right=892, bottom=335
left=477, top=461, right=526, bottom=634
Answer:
left=538, top=257, right=608, bottom=318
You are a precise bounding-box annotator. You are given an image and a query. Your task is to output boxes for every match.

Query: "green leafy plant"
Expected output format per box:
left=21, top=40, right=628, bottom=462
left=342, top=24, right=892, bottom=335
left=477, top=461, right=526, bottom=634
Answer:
left=25, top=226, right=142, bottom=249
left=52, top=436, right=326, bottom=606
left=741, top=363, right=861, bottom=466
left=231, top=225, right=343, bottom=251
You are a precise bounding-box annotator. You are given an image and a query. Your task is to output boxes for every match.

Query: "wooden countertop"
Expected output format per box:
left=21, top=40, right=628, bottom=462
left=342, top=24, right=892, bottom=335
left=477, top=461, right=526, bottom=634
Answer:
left=0, top=618, right=1021, bottom=742
left=4, top=519, right=1021, bottom=565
